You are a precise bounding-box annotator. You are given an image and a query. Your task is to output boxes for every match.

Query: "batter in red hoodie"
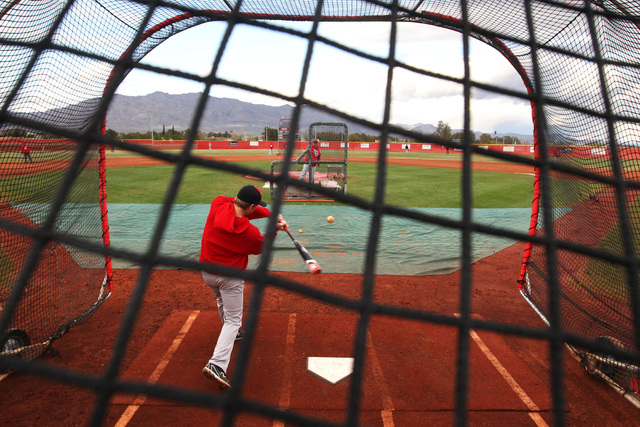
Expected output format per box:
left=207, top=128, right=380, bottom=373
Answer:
left=201, top=194, right=270, bottom=270
left=200, top=185, right=287, bottom=389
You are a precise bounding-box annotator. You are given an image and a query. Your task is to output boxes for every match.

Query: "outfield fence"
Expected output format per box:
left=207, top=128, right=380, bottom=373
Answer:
left=114, top=138, right=540, bottom=155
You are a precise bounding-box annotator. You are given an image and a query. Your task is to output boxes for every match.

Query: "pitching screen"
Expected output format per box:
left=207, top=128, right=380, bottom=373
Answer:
left=270, top=122, right=348, bottom=201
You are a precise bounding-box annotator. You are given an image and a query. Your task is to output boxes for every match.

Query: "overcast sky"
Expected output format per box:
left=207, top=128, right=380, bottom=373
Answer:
left=115, top=20, right=534, bottom=135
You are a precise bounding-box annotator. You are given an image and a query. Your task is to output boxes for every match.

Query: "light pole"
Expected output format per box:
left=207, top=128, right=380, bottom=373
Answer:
left=261, top=120, right=267, bottom=143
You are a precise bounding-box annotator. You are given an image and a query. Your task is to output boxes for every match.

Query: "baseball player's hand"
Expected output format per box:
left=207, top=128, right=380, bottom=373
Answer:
left=276, top=214, right=288, bottom=231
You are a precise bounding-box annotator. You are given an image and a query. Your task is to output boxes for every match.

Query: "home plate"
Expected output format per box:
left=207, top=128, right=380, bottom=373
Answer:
left=307, top=357, right=354, bottom=385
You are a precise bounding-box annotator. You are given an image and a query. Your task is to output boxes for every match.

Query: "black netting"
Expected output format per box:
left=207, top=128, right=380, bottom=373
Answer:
left=1, top=0, right=640, bottom=425
left=0, top=134, right=109, bottom=360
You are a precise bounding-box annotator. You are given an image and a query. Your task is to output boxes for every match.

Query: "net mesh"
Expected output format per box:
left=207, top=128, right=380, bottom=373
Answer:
left=0, top=141, right=110, bottom=358
left=0, top=0, right=639, bottom=424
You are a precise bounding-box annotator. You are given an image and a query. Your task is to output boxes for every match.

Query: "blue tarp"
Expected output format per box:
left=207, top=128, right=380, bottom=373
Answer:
left=105, top=204, right=531, bottom=276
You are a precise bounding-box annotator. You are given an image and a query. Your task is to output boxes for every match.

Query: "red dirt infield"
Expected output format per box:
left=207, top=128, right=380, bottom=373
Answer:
left=0, top=154, right=637, bottom=426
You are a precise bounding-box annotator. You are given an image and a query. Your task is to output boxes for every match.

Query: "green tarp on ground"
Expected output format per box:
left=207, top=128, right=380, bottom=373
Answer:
left=105, top=204, right=530, bottom=276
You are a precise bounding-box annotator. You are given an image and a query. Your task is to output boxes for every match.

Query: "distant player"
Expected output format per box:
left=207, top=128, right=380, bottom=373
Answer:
left=299, top=139, right=321, bottom=183
left=21, top=143, right=33, bottom=163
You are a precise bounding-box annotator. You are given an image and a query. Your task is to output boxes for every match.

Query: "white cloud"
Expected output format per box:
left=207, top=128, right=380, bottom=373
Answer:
left=217, top=23, right=309, bottom=100
left=116, top=70, right=205, bottom=96
left=305, top=42, right=389, bottom=121
left=392, top=67, right=462, bottom=101
left=115, top=20, right=533, bottom=135
left=469, top=47, right=529, bottom=97
left=317, top=21, right=393, bottom=57
left=469, top=96, right=533, bottom=134
left=391, top=95, right=464, bottom=127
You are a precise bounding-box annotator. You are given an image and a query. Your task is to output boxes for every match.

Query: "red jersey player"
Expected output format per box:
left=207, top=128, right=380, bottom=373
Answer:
left=299, top=139, right=321, bottom=182
left=200, top=185, right=287, bottom=388
left=21, top=143, right=33, bottom=163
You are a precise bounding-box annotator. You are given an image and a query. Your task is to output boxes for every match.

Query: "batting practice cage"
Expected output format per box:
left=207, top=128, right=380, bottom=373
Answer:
left=1, top=0, right=640, bottom=426
left=270, top=122, right=348, bottom=201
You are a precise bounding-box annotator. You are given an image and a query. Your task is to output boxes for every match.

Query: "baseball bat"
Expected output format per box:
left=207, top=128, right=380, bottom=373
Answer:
left=284, top=227, right=322, bottom=275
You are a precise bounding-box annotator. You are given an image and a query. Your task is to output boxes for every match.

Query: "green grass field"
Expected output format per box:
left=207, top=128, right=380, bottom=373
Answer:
left=105, top=158, right=534, bottom=208
left=104, top=148, right=512, bottom=163
left=0, top=169, right=99, bottom=203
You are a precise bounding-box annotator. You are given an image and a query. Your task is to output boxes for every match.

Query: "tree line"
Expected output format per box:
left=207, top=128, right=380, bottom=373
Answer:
left=105, top=128, right=231, bottom=141
left=82, top=120, right=522, bottom=144
left=430, top=121, right=521, bottom=144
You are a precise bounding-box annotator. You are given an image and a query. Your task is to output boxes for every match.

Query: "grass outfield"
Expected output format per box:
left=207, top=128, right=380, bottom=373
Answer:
left=105, top=160, right=534, bottom=208
left=0, top=169, right=98, bottom=203
left=104, top=148, right=512, bottom=163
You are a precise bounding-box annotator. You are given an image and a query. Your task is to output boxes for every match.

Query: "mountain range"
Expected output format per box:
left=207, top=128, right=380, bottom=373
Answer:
left=105, top=92, right=533, bottom=143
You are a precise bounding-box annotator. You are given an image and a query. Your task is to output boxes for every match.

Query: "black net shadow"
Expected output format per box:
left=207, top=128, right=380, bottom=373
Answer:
left=1, top=1, right=640, bottom=426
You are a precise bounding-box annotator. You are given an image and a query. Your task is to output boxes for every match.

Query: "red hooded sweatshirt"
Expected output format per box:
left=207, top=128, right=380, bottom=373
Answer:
left=200, top=196, right=272, bottom=271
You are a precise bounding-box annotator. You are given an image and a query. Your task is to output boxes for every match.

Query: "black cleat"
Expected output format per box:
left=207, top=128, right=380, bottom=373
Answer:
left=203, top=363, right=231, bottom=388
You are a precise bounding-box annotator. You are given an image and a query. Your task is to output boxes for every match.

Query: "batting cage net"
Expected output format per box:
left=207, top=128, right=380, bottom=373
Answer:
left=0, top=143, right=111, bottom=360
left=0, top=0, right=639, bottom=425
left=270, top=122, right=348, bottom=201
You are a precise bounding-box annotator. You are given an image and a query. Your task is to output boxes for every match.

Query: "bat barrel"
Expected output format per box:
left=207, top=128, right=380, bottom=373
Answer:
left=285, top=227, right=322, bottom=274
left=306, top=260, right=322, bottom=275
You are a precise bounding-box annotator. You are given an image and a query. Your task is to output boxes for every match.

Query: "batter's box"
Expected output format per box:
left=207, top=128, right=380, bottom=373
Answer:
left=109, top=309, right=550, bottom=422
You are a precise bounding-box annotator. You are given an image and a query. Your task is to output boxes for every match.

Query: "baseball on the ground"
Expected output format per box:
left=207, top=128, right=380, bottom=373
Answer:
left=327, top=216, right=334, bottom=223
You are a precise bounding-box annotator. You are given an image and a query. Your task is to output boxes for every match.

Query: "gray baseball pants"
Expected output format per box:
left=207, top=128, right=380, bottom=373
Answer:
left=201, top=271, right=244, bottom=372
